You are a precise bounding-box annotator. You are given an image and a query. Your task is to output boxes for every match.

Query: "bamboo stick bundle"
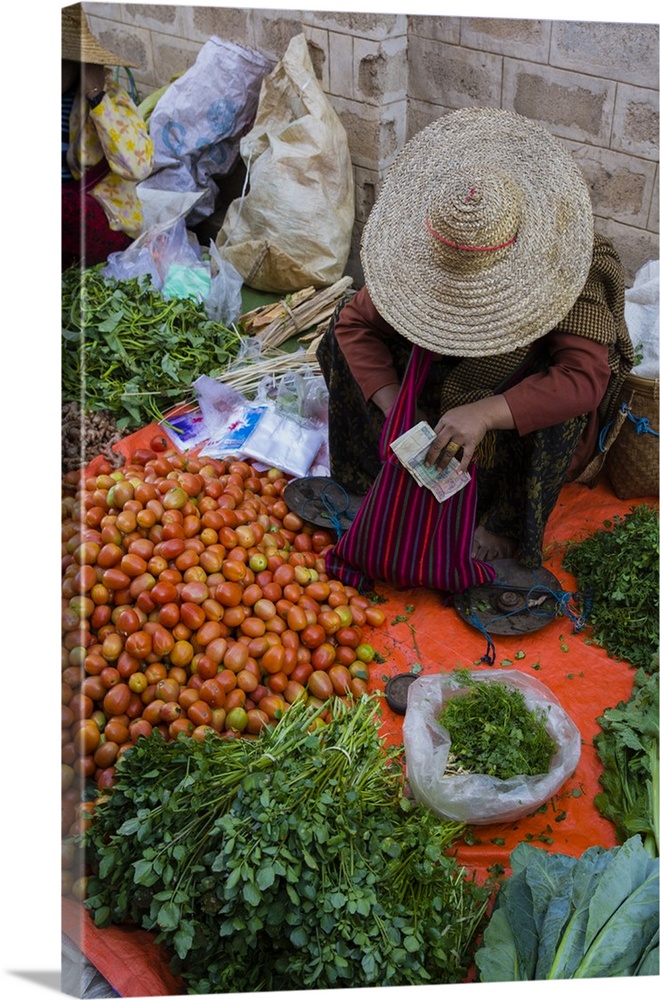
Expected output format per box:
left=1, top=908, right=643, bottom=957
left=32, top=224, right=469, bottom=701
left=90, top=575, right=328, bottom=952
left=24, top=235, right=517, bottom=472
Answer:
left=240, top=276, right=353, bottom=349
left=239, top=287, right=317, bottom=334
left=218, top=344, right=322, bottom=398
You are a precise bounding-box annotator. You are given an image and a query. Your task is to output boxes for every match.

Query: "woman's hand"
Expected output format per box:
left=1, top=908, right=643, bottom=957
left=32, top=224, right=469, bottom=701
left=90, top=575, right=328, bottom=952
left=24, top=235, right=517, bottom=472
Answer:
left=424, top=395, right=516, bottom=473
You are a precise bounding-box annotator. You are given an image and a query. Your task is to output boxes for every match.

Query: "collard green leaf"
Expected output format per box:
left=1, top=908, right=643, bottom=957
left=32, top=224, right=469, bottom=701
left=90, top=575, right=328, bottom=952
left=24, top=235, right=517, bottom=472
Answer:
left=494, top=868, right=538, bottom=978
left=636, top=945, right=659, bottom=976
left=499, top=844, right=576, bottom=979
left=574, top=864, right=659, bottom=978
left=534, top=886, right=574, bottom=979
left=522, top=846, right=576, bottom=939
left=477, top=837, right=659, bottom=983
left=633, top=924, right=659, bottom=976
left=545, top=845, right=613, bottom=979
left=475, top=907, right=526, bottom=981
left=583, top=836, right=656, bottom=951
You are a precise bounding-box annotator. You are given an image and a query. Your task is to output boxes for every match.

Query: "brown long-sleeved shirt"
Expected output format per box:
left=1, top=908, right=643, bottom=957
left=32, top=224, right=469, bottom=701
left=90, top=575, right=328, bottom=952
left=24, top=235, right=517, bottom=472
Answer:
left=334, top=285, right=613, bottom=474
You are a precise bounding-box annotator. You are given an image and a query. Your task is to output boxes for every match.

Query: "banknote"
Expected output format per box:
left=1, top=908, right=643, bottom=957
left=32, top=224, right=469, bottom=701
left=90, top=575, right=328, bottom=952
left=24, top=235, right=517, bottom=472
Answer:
left=390, top=421, right=471, bottom=502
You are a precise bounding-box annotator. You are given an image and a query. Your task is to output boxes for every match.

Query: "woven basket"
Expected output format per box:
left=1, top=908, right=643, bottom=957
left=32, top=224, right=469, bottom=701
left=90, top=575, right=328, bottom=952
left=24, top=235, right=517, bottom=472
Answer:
left=605, top=373, right=659, bottom=499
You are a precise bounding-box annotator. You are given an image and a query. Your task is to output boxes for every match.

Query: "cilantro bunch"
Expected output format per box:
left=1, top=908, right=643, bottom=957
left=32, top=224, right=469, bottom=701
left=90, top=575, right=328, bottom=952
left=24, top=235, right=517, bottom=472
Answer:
left=437, top=670, right=557, bottom=780
left=82, top=696, right=491, bottom=991
left=563, top=504, right=659, bottom=669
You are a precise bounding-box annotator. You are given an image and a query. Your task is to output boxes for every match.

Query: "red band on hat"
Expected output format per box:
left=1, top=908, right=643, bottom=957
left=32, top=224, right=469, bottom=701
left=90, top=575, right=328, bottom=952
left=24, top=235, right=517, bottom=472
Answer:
left=425, top=218, right=517, bottom=252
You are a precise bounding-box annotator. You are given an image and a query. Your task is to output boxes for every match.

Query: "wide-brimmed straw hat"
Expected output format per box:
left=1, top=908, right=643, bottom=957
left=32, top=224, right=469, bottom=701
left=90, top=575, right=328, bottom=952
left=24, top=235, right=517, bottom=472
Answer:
left=62, top=4, right=137, bottom=67
left=361, top=107, right=594, bottom=357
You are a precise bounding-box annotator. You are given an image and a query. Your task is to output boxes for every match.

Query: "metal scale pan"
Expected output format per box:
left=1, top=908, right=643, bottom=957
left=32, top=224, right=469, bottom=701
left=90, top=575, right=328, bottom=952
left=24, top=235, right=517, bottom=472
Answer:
left=283, top=476, right=364, bottom=533
left=454, top=558, right=563, bottom=635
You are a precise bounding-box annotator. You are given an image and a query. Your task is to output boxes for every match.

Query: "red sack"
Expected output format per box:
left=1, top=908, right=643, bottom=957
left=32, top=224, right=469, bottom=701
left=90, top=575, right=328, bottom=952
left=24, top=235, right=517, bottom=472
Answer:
left=325, top=345, right=495, bottom=593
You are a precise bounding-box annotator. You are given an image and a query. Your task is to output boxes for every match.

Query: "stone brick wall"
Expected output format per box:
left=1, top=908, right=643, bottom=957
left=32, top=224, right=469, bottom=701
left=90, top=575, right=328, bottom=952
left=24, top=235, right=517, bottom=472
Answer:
left=83, top=4, right=658, bottom=285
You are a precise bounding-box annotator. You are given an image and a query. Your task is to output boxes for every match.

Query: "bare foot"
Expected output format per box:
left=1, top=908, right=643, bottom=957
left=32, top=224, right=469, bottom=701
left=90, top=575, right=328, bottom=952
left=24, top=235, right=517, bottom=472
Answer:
left=472, top=524, right=517, bottom=561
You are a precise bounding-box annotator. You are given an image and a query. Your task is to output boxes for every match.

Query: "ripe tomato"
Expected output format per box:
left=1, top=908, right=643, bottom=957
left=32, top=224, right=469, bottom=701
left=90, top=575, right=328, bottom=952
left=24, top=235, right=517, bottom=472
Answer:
left=328, top=664, right=352, bottom=696
left=258, top=694, right=287, bottom=721
left=187, top=700, right=214, bottom=727
left=300, top=623, right=325, bottom=649
left=103, top=683, right=132, bottom=717
left=216, top=581, right=243, bottom=608
left=335, top=626, right=362, bottom=649
left=150, top=434, right=168, bottom=452
left=310, top=642, right=336, bottom=671
left=245, top=709, right=270, bottom=735
left=307, top=671, right=334, bottom=701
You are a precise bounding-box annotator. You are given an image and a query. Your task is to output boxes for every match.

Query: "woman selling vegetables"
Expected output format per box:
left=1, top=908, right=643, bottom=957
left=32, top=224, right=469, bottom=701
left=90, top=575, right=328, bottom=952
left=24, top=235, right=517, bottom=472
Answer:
left=317, top=107, right=634, bottom=570
left=61, top=5, right=154, bottom=270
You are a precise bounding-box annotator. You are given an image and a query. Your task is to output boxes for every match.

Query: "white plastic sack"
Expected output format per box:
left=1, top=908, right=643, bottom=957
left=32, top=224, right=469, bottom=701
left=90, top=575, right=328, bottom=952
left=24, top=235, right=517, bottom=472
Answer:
left=137, top=37, right=272, bottom=229
left=216, top=33, right=355, bottom=292
left=403, top=671, right=582, bottom=825
left=625, top=259, right=659, bottom=379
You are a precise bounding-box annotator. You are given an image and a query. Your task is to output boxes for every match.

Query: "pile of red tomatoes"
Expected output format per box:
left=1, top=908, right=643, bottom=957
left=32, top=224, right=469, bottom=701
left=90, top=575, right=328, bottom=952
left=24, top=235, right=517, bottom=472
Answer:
left=61, top=446, right=387, bottom=862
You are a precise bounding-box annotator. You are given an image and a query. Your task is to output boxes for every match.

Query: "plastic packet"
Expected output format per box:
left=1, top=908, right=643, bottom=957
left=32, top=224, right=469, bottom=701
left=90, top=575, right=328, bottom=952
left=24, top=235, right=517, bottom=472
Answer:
left=403, top=670, right=582, bottom=825
left=161, top=410, right=209, bottom=452
left=241, top=407, right=326, bottom=478
left=193, top=374, right=265, bottom=457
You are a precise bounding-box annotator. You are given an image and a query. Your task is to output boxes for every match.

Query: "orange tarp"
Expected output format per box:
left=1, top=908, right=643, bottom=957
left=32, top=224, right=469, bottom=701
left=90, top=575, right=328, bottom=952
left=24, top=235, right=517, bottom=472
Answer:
left=67, top=423, right=655, bottom=996
left=372, top=479, right=650, bottom=874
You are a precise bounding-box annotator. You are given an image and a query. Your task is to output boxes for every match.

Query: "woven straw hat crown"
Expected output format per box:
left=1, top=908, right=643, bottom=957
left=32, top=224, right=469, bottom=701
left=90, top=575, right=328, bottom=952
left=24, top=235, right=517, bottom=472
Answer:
left=361, top=107, right=594, bottom=357
left=62, top=3, right=136, bottom=67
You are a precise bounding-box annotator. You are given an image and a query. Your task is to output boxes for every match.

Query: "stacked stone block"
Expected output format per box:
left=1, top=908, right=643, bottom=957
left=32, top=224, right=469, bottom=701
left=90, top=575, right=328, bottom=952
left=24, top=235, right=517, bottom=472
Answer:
left=83, top=5, right=658, bottom=285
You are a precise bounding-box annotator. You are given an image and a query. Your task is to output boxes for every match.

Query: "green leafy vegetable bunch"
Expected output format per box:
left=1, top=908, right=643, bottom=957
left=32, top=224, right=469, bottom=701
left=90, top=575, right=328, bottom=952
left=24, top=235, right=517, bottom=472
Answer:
left=563, top=504, right=659, bottom=669
left=594, top=666, right=659, bottom=858
left=437, top=670, right=557, bottom=779
left=82, top=696, right=492, bottom=991
left=475, top=836, right=659, bottom=980
left=62, top=265, right=242, bottom=430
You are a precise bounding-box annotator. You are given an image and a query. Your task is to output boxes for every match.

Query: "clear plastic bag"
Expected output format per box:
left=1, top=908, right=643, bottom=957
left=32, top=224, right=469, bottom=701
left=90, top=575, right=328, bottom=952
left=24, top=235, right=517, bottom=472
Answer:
left=625, top=258, right=659, bottom=379
left=204, top=241, right=244, bottom=326
left=402, top=670, right=582, bottom=824
left=102, top=216, right=202, bottom=291
left=192, top=360, right=328, bottom=477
